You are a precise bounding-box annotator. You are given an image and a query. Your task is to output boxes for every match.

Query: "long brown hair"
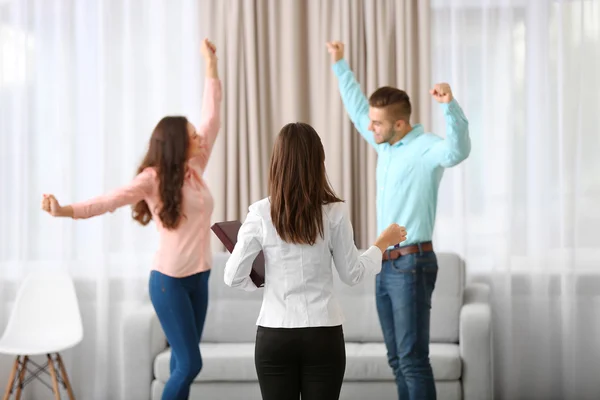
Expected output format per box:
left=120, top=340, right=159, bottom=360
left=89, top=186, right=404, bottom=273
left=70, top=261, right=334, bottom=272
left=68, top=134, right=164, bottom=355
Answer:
left=132, top=116, right=189, bottom=229
left=269, top=122, right=343, bottom=245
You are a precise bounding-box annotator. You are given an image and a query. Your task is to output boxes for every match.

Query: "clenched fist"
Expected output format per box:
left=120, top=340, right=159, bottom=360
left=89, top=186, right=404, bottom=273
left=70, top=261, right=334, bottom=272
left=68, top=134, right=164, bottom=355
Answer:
left=374, top=223, right=407, bottom=252
left=201, top=38, right=217, bottom=62
left=41, top=194, right=62, bottom=217
left=380, top=223, right=407, bottom=246
left=325, top=41, right=344, bottom=63
left=430, top=83, right=453, bottom=103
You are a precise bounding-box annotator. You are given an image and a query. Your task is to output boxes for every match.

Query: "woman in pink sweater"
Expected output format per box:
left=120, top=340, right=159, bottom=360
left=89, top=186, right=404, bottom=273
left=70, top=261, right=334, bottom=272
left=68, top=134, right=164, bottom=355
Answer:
left=41, top=39, right=222, bottom=400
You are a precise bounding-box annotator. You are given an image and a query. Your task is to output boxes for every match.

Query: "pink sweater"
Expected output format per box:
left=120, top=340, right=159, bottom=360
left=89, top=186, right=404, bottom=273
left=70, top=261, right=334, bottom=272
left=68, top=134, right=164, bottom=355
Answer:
left=72, top=78, right=222, bottom=278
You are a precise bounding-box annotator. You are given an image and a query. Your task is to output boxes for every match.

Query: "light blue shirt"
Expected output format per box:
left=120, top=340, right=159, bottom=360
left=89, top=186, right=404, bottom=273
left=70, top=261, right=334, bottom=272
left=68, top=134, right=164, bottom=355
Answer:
left=333, top=60, right=471, bottom=246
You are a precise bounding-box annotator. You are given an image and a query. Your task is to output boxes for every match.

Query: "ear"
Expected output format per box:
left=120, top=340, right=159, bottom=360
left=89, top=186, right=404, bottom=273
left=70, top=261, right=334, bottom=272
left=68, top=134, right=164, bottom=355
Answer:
left=394, top=119, right=406, bottom=132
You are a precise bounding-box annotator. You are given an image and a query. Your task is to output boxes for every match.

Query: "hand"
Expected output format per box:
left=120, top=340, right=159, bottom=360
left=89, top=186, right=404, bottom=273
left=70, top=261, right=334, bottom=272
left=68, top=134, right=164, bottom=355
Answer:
left=374, top=223, right=407, bottom=252
left=41, top=194, right=63, bottom=217
left=326, top=41, right=344, bottom=63
left=201, top=38, right=217, bottom=63
left=430, top=83, right=453, bottom=103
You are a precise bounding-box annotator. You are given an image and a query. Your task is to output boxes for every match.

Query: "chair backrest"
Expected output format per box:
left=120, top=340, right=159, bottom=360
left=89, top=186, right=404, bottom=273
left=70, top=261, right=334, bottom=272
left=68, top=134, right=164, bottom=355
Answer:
left=203, top=252, right=464, bottom=343
left=0, top=270, right=83, bottom=350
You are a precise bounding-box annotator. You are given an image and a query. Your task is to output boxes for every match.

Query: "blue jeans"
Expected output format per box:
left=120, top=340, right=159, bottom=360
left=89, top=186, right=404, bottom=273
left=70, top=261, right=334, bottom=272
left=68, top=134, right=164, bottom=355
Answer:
left=149, top=270, right=210, bottom=400
left=375, top=249, right=438, bottom=400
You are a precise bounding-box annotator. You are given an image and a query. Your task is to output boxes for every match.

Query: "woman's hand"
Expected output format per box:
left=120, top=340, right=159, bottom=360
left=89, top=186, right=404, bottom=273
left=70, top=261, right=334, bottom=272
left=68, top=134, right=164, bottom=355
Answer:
left=374, top=223, right=407, bottom=253
left=41, top=194, right=73, bottom=218
left=201, top=38, right=217, bottom=63
left=201, top=38, right=218, bottom=79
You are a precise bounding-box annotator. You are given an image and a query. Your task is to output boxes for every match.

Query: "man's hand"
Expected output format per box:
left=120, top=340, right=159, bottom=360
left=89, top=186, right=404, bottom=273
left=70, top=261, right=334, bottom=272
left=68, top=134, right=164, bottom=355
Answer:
left=326, top=41, right=344, bottom=63
left=201, top=38, right=217, bottom=63
left=430, top=83, right=453, bottom=103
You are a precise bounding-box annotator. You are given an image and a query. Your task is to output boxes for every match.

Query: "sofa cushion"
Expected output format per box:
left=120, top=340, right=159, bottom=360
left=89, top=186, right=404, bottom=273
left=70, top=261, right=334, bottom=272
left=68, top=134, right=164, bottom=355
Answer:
left=334, top=252, right=464, bottom=343
left=344, top=343, right=461, bottom=381
left=155, top=343, right=257, bottom=383
left=202, top=253, right=263, bottom=343
left=202, top=252, right=464, bottom=344
left=154, top=342, right=461, bottom=383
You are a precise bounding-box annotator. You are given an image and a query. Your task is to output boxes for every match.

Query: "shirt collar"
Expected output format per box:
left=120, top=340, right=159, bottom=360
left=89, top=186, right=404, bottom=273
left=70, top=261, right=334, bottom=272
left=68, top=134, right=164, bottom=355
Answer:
left=391, top=124, right=424, bottom=147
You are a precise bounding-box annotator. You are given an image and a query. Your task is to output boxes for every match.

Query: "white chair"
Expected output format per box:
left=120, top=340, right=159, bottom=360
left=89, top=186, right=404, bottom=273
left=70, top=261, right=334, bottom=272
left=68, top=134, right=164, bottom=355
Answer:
left=0, top=270, right=83, bottom=400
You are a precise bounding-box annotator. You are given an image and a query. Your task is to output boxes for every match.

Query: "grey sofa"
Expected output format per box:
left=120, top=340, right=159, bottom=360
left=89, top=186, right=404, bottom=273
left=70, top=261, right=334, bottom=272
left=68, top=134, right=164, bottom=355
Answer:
left=122, top=252, right=492, bottom=400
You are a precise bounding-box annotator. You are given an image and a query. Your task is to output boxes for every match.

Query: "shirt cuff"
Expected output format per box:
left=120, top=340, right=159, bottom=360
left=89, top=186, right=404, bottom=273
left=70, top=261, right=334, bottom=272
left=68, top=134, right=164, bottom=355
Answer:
left=440, top=98, right=461, bottom=116
left=332, top=59, right=351, bottom=77
left=70, top=203, right=86, bottom=219
left=364, top=245, right=383, bottom=263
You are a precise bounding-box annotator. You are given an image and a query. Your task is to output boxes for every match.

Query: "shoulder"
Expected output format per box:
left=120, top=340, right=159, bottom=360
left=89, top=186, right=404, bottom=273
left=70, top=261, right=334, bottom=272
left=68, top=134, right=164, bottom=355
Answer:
left=417, top=132, right=443, bottom=145
left=139, top=167, right=158, bottom=178
left=412, top=132, right=443, bottom=156
left=186, top=156, right=206, bottom=175
left=323, top=201, right=348, bottom=227
left=135, top=167, right=158, bottom=189
left=248, top=197, right=271, bottom=219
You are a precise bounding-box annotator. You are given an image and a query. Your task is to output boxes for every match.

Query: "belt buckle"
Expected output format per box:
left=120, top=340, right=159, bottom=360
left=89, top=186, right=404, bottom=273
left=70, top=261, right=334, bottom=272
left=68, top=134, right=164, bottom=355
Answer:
left=392, top=243, right=402, bottom=260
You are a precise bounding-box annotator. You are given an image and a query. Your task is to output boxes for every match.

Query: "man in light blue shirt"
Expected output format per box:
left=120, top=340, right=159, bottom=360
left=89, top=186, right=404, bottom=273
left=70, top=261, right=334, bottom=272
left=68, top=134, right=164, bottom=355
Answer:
left=327, top=41, right=471, bottom=400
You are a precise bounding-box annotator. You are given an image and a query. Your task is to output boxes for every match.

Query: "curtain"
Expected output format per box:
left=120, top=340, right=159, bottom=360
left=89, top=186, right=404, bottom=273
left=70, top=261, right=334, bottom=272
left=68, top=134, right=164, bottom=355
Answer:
left=0, top=0, right=429, bottom=398
left=200, top=0, right=430, bottom=249
left=1, top=0, right=206, bottom=398
left=430, top=0, right=600, bottom=399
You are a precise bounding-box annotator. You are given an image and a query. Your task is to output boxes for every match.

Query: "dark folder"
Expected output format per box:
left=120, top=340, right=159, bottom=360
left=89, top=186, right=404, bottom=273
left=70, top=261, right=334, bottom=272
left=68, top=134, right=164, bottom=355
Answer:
left=211, top=221, right=265, bottom=288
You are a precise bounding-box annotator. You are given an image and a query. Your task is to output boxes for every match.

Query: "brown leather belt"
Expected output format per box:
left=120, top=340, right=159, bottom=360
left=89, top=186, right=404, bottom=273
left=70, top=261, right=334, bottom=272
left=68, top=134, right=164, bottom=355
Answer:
left=382, top=242, right=434, bottom=261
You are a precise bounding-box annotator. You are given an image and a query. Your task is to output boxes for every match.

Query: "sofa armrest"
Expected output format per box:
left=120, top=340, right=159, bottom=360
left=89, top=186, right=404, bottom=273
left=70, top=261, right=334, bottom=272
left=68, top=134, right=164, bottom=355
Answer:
left=460, top=283, right=493, bottom=400
left=120, top=304, right=167, bottom=400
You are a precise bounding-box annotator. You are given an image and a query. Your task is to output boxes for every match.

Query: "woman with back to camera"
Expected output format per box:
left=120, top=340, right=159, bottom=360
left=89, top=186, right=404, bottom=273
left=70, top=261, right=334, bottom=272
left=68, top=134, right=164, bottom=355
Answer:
left=41, top=39, right=221, bottom=400
left=223, top=122, right=406, bottom=400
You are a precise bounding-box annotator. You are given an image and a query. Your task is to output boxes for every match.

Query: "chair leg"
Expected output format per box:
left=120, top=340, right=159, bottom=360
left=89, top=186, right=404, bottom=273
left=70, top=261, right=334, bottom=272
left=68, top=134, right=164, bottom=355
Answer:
left=55, top=353, right=75, bottom=400
left=2, top=356, right=20, bottom=400
left=14, top=356, right=28, bottom=400
left=4, top=356, right=21, bottom=400
left=46, top=354, right=61, bottom=400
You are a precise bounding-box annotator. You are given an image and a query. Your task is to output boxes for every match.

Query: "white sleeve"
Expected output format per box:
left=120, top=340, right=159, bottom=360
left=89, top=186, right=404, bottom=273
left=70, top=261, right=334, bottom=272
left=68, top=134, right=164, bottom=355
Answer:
left=223, top=210, right=263, bottom=291
left=330, top=204, right=382, bottom=286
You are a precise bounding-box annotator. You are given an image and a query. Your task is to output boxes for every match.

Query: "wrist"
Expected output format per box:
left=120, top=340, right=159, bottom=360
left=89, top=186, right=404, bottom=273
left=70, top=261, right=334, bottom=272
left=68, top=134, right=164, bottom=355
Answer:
left=374, top=238, right=389, bottom=254
left=59, top=205, right=74, bottom=218
left=205, top=59, right=218, bottom=78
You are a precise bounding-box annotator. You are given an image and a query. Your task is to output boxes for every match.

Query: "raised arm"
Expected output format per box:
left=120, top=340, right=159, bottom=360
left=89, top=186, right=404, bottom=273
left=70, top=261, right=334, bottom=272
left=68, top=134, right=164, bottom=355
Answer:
left=191, top=38, right=222, bottom=171
left=425, top=83, right=471, bottom=168
left=326, top=41, right=378, bottom=150
left=330, top=204, right=406, bottom=286
left=41, top=168, right=155, bottom=219
left=223, top=210, right=262, bottom=291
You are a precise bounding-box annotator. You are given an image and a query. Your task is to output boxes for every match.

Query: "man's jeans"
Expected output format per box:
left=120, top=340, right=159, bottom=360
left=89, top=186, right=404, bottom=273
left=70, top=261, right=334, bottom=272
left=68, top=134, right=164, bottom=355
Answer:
left=375, top=249, right=438, bottom=400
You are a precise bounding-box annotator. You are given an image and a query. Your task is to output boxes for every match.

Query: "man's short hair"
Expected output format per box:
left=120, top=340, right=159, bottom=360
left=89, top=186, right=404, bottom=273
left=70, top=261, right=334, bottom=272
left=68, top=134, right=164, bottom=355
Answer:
left=368, top=87, right=412, bottom=122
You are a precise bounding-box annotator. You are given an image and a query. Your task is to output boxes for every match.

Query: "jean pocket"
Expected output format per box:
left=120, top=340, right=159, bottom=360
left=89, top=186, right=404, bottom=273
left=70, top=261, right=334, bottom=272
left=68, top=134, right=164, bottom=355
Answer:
left=390, top=254, right=417, bottom=273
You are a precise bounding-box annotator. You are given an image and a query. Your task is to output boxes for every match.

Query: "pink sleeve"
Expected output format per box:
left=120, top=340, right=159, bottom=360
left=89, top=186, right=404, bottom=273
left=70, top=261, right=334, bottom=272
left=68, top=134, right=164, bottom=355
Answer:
left=191, top=78, right=222, bottom=171
left=71, top=168, right=155, bottom=219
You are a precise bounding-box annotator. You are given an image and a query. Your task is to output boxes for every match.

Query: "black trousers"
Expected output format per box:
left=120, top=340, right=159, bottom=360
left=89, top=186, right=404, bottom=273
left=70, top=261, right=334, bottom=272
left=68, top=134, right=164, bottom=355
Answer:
left=254, top=325, right=346, bottom=400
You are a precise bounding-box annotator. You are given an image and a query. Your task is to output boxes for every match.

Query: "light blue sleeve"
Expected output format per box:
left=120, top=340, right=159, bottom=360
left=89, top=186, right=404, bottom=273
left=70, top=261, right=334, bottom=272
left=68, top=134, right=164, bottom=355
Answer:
left=425, top=99, right=471, bottom=168
left=332, top=60, right=378, bottom=151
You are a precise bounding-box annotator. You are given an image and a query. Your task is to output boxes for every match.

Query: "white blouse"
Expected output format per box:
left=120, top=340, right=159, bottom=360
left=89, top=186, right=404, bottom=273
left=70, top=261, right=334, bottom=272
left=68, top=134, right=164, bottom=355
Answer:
left=224, top=198, right=382, bottom=328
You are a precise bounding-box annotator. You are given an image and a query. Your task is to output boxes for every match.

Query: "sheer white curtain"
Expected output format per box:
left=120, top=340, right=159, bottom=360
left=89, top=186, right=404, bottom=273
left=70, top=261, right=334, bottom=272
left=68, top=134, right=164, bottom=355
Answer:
left=430, top=0, right=600, bottom=399
left=0, top=0, right=206, bottom=398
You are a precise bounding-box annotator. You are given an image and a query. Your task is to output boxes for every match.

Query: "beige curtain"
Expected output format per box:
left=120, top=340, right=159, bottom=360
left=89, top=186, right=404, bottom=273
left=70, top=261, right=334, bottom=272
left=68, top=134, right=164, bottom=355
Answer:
left=200, top=0, right=430, bottom=249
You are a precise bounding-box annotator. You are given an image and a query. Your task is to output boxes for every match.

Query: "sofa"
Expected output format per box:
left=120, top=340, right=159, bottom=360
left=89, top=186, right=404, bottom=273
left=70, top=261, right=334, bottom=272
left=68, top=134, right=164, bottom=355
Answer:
left=122, top=252, right=492, bottom=400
